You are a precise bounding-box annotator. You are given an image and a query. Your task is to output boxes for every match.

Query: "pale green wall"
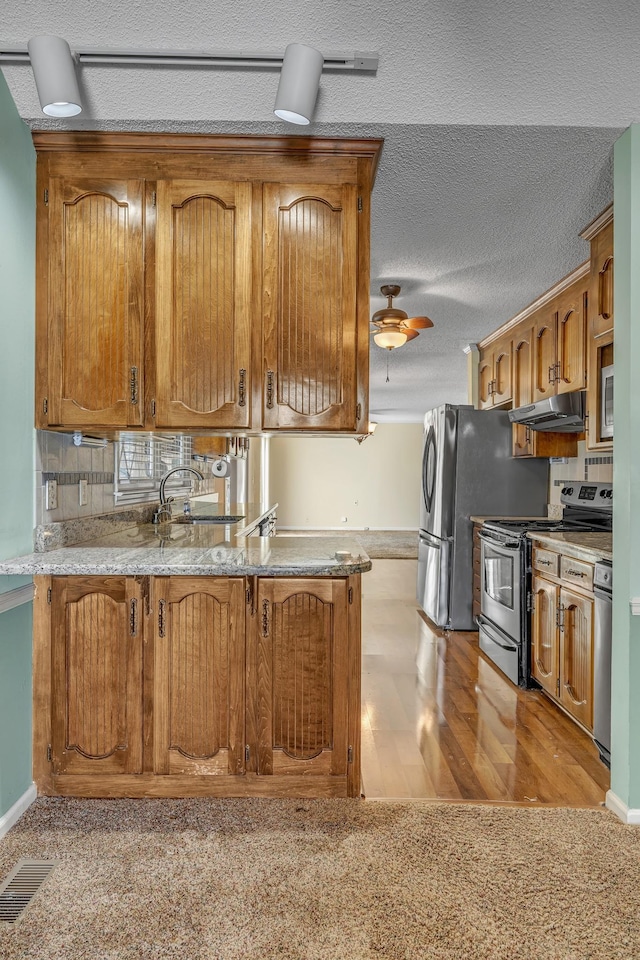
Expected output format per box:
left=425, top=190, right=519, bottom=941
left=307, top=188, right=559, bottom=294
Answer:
left=611, top=126, right=640, bottom=811
left=0, top=72, right=36, bottom=817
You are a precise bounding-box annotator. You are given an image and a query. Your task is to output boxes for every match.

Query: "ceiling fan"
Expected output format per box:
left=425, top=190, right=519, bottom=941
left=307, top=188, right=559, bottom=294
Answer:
left=370, top=284, right=433, bottom=349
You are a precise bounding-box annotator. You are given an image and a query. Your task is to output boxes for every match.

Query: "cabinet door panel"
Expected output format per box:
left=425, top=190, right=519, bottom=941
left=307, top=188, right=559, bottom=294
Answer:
left=492, top=341, right=512, bottom=405
left=154, top=180, right=252, bottom=428
left=153, top=577, right=245, bottom=776
left=531, top=577, right=558, bottom=698
left=533, top=311, right=557, bottom=400
left=47, top=179, right=144, bottom=427
left=478, top=355, right=494, bottom=409
left=557, top=287, right=587, bottom=393
left=513, top=327, right=533, bottom=407
left=256, top=578, right=349, bottom=777
left=262, top=184, right=358, bottom=429
left=51, top=577, right=143, bottom=775
left=560, top=588, right=593, bottom=730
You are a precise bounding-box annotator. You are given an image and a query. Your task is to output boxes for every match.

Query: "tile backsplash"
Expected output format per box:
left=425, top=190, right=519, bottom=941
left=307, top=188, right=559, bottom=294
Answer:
left=35, top=430, right=221, bottom=527
left=548, top=440, right=613, bottom=506
left=36, top=431, right=117, bottom=525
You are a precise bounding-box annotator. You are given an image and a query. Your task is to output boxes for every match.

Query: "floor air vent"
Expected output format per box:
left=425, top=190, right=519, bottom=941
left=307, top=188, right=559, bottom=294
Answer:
left=0, top=859, right=57, bottom=924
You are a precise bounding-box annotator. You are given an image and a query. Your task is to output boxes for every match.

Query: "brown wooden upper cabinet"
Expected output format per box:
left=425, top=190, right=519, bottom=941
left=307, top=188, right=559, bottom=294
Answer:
left=580, top=206, right=614, bottom=450
left=34, top=133, right=382, bottom=434
left=478, top=334, right=512, bottom=409
left=262, top=183, right=359, bottom=430
left=41, top=177, right=146, bottom=429
left=154, top=180, right=253, bottom=430
left=531, top=274, right=588, bottom=401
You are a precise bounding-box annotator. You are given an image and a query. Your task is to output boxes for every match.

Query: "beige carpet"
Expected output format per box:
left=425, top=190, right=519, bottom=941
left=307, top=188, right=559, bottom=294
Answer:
left=1, top=798, right=639, bottom=959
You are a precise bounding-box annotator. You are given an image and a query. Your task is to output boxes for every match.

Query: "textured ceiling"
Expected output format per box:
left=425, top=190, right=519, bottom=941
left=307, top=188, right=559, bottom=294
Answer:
left=0, top=0, right=632, bottom=420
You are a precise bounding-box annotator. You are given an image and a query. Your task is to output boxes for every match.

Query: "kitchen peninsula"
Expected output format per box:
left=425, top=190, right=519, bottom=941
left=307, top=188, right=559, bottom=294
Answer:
left=0, top=508, right=370, bottom=800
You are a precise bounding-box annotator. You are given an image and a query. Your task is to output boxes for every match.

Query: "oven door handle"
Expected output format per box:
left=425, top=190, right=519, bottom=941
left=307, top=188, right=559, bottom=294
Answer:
left=476, top=615, right=518, bottom=651
left=478, top=531, right=521, bottom=550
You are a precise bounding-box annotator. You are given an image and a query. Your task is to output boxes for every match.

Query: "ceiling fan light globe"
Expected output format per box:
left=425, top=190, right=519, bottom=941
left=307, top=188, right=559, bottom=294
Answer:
left=373, top=327, right=407, bottom=349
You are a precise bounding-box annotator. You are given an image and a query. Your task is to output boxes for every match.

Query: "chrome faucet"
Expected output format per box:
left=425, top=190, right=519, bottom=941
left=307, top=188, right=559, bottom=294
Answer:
left=153, top=466, right=204, bottom=523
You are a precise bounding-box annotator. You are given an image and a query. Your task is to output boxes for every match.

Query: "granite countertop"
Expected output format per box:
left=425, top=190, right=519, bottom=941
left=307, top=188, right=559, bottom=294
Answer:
left=526, top=530, right=613, bottom=562
left=0, top=513, right=371, bottom=577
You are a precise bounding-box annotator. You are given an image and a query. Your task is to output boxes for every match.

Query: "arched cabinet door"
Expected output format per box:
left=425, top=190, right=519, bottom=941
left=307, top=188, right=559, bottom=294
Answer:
left=560, top=587, right=594, bottom=732
left=556, top=284, right=587, bottom=394
left=530, top=576, right=559, bottom=698
left=50, top=576, right=144, bottom=776
left=154, top=180, right=253, bottom=429
left=44, top=179, right=144, bottom=427
left=532, top=307, right=558, bottom=401
left=152, top=577, right=246, bottom=777
left=262, top=183, right=362, bottom=431
left=255, top=578, right=350, bottom=782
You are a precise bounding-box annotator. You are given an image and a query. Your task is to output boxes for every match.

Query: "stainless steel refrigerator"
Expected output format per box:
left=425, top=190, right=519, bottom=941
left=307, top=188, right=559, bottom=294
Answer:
left=417, top=404, right=549, bottom=630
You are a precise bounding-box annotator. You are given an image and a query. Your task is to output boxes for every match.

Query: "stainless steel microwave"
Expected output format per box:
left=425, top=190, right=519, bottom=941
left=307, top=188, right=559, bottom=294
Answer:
left=601, top=364, right=614, bottom=439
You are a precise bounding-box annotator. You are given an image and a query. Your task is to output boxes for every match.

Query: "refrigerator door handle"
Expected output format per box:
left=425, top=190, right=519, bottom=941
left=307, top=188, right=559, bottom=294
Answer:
left=419, top=531, right=442, bottom=548
left=476, top=615, right=518, bottom=651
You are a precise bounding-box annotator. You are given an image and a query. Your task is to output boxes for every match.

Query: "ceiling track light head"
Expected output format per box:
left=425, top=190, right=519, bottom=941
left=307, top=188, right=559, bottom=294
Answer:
left=27, top=34, right=82, bottom=117
left=273, top=42, right=324, bottom=125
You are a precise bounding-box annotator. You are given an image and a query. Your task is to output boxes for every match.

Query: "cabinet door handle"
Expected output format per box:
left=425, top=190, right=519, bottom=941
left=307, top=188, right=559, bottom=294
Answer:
left=261, top=599, right=270, bottom=637
left=129, top=598, right=138, bottom=636
left=548, top=364, right=556, bottom=385
left=158, top=599, right=166, bottom=638
left=238, top=368, right=246, bottom=407
left=266, top=370, right=274, bottom=409
left=130, top=366, right=139, bottom=405
left=556, top=603, right=565, bottom=631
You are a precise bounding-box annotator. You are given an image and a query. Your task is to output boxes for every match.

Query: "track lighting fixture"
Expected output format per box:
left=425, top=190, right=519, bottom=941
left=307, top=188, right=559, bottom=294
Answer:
left=273, top=42, right=324, bottom=125
left=1, top=43, right=378, bottom=123
left=26, top=34, right=82, bottom=117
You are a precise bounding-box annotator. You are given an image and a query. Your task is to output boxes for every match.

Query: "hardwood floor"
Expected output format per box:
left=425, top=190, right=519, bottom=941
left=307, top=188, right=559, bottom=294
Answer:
left=361, top=559, right=610, bottom=806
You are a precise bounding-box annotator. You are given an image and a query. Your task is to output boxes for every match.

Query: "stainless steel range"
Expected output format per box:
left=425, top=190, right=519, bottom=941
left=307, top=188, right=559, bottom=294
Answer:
left=477, top=482, right=613, bottom=687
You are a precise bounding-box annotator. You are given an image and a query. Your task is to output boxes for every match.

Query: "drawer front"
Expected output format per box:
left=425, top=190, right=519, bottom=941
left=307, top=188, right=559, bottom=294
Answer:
left=532, top=547, right=560, bottom=577
left=560, top=555, right=594, bottom=592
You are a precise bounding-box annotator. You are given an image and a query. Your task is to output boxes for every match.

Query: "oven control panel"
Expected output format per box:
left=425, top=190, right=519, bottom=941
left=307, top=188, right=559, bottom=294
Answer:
left=560, top=482, right=612, bottom=508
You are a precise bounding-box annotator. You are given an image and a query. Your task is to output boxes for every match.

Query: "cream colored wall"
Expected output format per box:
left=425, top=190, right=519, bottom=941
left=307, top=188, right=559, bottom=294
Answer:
left=270, top=424, right=423, bottom=529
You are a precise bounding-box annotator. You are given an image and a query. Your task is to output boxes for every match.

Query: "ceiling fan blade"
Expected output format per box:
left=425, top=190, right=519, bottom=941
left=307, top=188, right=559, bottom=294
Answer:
left=403, top=329, right=420, bottom=341
left=404, top=316, right=433, bottom=329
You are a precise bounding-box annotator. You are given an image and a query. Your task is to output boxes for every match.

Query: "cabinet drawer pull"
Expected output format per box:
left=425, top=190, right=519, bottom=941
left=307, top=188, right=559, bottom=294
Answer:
left=261, top=599, right=270, bottom=637
left=238, top=368, right=246, bottom=407
left=538, top=558, right=552, bottom=566
left=158, top=599, right=166, bottom=638
left=566, top=568, right=586, bottom=578
left=266, top=370, right=274, bottom=409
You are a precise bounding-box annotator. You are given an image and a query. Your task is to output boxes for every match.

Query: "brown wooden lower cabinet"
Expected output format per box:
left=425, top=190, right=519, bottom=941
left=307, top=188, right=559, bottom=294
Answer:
left=530, top=546, right=595, bottom=733
left=33, top=573, right=362, bottom=799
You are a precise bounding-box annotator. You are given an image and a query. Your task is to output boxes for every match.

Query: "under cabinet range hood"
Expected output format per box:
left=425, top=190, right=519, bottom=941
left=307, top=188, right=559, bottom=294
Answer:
left=507, top=391, right=586, bottom=433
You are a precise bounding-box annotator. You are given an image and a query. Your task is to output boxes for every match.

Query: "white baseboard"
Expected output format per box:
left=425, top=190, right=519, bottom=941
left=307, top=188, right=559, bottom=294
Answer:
left=0, top=783, right=37, bottom=840
left=606, top=789, right=640, bottom=825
